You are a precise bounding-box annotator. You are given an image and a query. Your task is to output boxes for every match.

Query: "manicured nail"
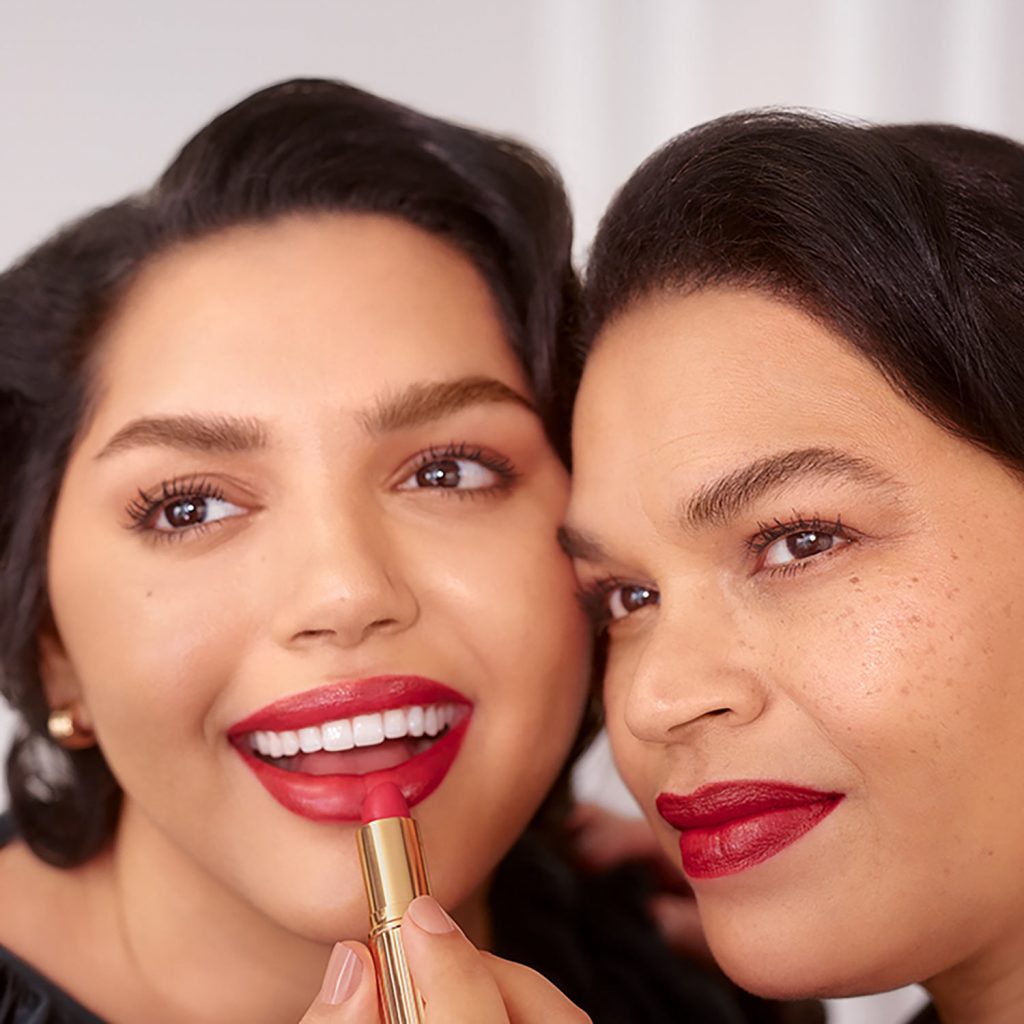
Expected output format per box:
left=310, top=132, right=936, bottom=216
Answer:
left=406, top=895, right=457, bottom=934
left=320, top=943, right=362, bottom=1004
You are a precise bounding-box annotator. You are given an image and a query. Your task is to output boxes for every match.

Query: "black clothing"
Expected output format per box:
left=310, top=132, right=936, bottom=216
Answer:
left=0, top=813, right=819, bottom=1024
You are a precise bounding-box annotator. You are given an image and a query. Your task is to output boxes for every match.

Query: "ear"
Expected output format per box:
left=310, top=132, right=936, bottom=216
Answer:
left=37, top=619, right=93, bottom=731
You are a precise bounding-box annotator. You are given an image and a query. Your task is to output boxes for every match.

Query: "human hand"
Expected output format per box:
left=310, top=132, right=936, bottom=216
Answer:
left=298, top=895, right=591, bottom=1023
left=568, top=802, right=713, bottom=967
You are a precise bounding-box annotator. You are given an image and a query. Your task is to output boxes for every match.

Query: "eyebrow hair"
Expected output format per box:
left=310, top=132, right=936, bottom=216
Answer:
left=95, top=376, right=536, bottom=461
left=559, top=446, right=901, bottom=564
left=557, top=525, right=610, bottom=563
left=96, top=414, right=268, bottom=460
left=682, top=446, right=901, bottom=529
left=357, top=376, right=536, bottom=435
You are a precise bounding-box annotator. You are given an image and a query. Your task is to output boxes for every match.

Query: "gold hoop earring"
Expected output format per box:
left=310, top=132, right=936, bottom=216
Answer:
left=47, top=706, right=96, bottom=750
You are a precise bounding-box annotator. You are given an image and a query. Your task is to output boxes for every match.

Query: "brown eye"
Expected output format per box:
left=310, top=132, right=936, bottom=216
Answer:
left=164, top=497, right=208, bottom=528
left=787, top=531, right=834, bottom=558
left=398, top=455, right=502, bottom=492
left=152, top=495, right=245, bottom=533
left=416, top=459, right=462, bottom=488
left=609, top=584, right=660, bottom=621
left=761, top=525, right=850, bottom=570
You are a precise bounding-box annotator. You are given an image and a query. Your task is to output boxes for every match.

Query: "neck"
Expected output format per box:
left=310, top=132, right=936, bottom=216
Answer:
left=97, top=801, right=492, bottom=1024
left=927, top=924, right=1024, bottom=1024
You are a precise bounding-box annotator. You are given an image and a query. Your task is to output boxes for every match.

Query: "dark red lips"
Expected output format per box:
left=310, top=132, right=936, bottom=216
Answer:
left=656, top=781, right=843, bottom=879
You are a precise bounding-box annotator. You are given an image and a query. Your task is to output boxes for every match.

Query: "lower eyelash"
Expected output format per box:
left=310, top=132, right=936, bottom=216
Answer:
left=749, top=514, right=856, bottom=578
left=575, top=578, right=627, bottom=633
left=409, top=442, right=519, bottom=495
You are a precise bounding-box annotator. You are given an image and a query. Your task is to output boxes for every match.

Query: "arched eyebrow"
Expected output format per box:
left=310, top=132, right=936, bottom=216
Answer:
left=95, top=414, right=267, bottom=459
left=94, top=376, right=536, bottom=460
left=682, top=446, right=902, bottom=530
left=357, top=376, right=536, bottom=435
left=560, top=446, right=903, bottom=563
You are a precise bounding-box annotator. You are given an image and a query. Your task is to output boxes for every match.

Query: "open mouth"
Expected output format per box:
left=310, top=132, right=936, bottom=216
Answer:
left=242, top=702, right=464, bottom=776
left=229, top=678, right=473, bottom=821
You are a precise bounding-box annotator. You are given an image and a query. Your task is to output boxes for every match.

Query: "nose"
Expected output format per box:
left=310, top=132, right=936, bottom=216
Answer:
left=620, top=585, right=767, bottom=744
left=270, top=501, right=419, bottom=651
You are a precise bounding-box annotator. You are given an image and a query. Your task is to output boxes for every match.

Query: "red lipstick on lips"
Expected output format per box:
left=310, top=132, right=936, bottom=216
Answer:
left=228, top=676, right=471, bottom=823
left=656, top=781, right=843, bottom=880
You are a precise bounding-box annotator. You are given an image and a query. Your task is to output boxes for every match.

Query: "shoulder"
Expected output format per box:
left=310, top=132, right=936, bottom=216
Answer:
left=0, top=833, right=109, bottom=1023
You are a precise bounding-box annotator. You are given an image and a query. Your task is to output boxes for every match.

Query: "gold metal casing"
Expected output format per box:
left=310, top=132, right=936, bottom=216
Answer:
left=357, top=816, right=431, bottom=1024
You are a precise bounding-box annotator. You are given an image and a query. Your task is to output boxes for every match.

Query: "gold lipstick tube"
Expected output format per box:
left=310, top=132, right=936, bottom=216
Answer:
left=357, top=815, right=430, bottom=1024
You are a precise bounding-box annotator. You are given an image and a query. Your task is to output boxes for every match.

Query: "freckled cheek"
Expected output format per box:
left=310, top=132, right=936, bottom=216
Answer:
left=780, top=583, right=983, bottom=759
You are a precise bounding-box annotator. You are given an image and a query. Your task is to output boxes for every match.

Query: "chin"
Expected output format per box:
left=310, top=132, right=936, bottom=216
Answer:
left=702, top=910, right=923, bottom=1003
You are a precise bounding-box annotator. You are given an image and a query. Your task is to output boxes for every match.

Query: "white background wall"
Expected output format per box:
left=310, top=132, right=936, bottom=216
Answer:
left=5, top=2, right=1022, bottom=1019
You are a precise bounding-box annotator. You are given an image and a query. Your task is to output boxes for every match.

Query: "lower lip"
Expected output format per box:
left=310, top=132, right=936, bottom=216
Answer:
left=666, top=797, right=842, bottom=879
left=234, top=717, right=470, bottom=822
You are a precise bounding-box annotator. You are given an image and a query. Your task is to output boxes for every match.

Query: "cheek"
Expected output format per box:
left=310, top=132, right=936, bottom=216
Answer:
left=784, top=568, right=1024, bottom=830
left=47, top=524, right=248, bottom=750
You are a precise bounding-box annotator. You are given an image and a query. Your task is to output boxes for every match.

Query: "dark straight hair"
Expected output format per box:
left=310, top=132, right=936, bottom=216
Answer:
left=0, top=79, right=584, bottom=867
left=584, top=110, right=1024, bottom=471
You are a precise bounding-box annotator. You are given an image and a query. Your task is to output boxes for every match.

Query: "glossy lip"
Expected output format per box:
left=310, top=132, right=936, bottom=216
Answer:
left=228, top=676, right=473, bottom=822
left=228, top=675, right=468, bottom=735
left=656, top=780, right=844, bottom=880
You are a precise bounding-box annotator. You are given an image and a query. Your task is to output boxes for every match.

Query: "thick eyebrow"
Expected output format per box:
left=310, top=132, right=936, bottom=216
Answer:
left=357, top=376, right=536, bottom=435
left=560, top=446, right=901, bottom=564
left=95, top=414, right=268, bottom=460
left=682, top=446, right=902, bottom=530
left=557, top=525, right=610, bottom=563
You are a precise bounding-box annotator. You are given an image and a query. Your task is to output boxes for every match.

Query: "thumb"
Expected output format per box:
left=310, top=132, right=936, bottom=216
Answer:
left=298, top=942, right=381, bottom=1023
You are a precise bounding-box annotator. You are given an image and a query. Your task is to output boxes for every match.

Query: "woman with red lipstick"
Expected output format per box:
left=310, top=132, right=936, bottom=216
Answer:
left=0, top=79, right=795, bottom=1024
left=567, top=110, right=1024, bottom=1023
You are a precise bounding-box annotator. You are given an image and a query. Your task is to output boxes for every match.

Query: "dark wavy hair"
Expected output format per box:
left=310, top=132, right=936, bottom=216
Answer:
left=1, top=78, right=585, bottom=867
left=584, top=110, right=1024, bottom=469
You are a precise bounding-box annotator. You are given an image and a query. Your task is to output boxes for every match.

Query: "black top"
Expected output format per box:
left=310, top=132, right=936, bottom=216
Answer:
left=0, top=813, right=818, bottom=1024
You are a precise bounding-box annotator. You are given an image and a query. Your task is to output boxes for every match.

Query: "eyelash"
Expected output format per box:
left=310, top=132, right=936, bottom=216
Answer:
left=123, top=442, right=518, bottom=542
left=124, top=475, right=229, bottom=543
left=747, top=514, right=853, bottom=577
left=577, top=513, right=855, bottom=631
left=403, top=442, right=519, bottom=496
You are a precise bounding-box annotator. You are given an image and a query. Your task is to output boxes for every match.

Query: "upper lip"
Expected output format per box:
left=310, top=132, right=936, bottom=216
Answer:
left=657, top=780, right=843, bottom=829
left=227, top=676, right=471, bottom=736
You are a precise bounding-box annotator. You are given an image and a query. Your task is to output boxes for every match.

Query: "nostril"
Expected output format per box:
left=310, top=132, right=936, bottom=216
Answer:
left=294, top=628, right=335, bottom=641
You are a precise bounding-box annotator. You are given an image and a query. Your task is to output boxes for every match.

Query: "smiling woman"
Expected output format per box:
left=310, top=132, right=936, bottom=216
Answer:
left=569, top=110, right=1024, bottom=1024
left=0, top=80, right=797, bottom=1024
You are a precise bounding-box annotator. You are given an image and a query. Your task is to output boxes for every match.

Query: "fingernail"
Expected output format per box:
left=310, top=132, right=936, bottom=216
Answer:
left=406, top=895, right=457, bottom=934
left=320, top=943, right=362, bottom=1004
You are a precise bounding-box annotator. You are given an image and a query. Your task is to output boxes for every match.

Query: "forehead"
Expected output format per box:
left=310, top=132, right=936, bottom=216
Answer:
left=568, top=288, right=943, bottom=537
left=574, top=287, right=908, bottom=466
left=88, top=213, right=526, bottom=422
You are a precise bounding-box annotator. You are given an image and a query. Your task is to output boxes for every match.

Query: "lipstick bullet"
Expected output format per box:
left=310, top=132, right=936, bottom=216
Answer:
left=357, top=782, right=430, bottom=1023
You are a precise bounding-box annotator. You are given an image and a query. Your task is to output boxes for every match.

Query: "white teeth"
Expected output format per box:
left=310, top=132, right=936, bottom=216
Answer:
left=383, top=708, right=407, bottom=739
left=298, top=727, right=323, bottom=754
left=353, top=713, right=384, bottom=747
left=322, top=719, right=354, bottom=752
left=249, top=702, right=460, bottom=759
left=407, top=706, right=425, bottom=737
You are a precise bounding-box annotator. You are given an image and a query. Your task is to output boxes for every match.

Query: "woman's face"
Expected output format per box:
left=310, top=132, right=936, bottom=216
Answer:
left=567, top=286, right=1024, bottom=999
left=45, top=213, right=589, bottom=940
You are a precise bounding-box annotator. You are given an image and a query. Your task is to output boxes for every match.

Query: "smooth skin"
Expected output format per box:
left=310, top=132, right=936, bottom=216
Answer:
left=0, top=214, right=589, bottom=1023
